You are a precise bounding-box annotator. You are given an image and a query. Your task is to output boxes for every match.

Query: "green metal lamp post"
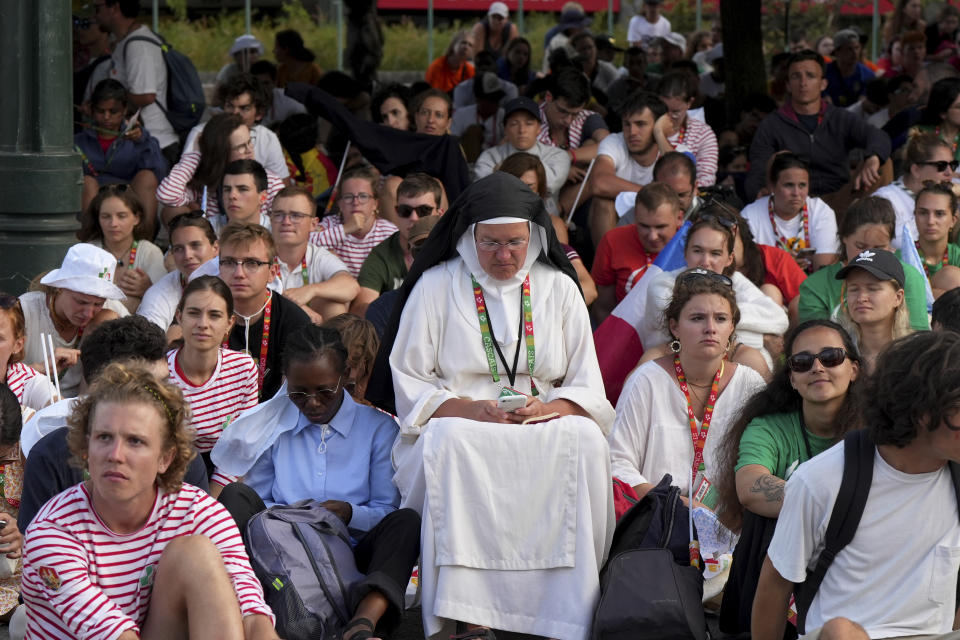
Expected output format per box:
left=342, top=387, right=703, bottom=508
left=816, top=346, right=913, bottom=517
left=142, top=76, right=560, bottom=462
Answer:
left=0, top=0, right=82, bottom=294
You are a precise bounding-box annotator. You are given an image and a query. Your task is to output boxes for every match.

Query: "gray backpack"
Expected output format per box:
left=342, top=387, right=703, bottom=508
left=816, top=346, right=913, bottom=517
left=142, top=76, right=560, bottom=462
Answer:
left=245, top=500, right=363, bottom=640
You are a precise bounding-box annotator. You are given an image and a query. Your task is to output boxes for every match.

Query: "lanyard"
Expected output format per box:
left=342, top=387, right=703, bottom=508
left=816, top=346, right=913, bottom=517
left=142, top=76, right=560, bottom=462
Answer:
left=276, top=255, right=310, bottom=286
left=673, top=355, right=723, bottom=479
left=126, top=240, right=139, bottom=269
left=0, top=465, right=18, bottom=510
left=224, top=293, right=272, bottom=394
left=471, top=274, right=538, bottom=396
left=915, top=241, right=949, bottom=275
left=768, top=197, right=809, bottom=253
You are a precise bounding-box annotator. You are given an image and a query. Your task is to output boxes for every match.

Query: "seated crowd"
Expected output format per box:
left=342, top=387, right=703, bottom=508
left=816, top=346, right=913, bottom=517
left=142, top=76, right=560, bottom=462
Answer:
left=10, top=0, right=960, bottom=638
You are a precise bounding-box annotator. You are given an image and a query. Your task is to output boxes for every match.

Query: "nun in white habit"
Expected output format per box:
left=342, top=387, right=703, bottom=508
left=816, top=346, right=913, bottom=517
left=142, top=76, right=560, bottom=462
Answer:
left=380, top=172, right=616, bottom=640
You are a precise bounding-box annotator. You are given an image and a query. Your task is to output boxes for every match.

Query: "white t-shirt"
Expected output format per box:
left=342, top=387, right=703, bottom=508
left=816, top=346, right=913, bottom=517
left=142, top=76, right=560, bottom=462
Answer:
left=450, top=105, right=505, bottom=152
left=597, top=133, right=656, bottom=186
left=276, top=244, right=351, bottom=292
left=741, top=196, right=841, bottom=255
left=90, top=239, right=169, bottom=285
left=873, top=180, right=919, bottom=250
left=184, top=122, right=290, bottom=179
left=627, top=14, right=672, bottom=47
left=137, top=269, right=183, bottom=331
left=109, top=25, right=177, bottom=149
left=262, top=87, right=307, bottom=127
left=768, top=441, right=960, bottom=637
left=608, top=361, right=765, bottom=495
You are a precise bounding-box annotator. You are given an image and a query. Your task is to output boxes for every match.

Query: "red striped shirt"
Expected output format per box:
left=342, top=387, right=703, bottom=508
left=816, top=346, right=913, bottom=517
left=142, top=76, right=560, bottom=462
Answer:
left=310, top=216, right=399, bottom=277
left=668, top=116, right=719, bottom=187
left=22, top=483, right=273, bottom=639
left=6, top=362, right=50, bottom=405
left=156, top=151, right=284, bottom=220
left=167, top=348, right=259, bottom=453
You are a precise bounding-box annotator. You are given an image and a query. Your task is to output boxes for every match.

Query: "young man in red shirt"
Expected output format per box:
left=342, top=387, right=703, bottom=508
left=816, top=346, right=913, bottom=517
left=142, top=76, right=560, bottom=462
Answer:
left=591, top=182, right=683, bottom=322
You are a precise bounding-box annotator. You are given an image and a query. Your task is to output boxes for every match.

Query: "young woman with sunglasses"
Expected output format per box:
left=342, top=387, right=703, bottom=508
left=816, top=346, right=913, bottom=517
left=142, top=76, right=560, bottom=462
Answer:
left=911, top=182, right=960, bottom=297
left=640, top=205, right=790, bottom=378
left=713, top=319, right=861, bottom=635
left=77, top=185, right=168, bottom=314
left=740, top=152, right=840, bottom=273
left=313, top=166, right=398, bottom=278
left=874, top=132, right=956, bottom=249
left=797, top=196, right=930, bottom=330
left=609, top=269, right=766, bottom=505
left=166, top=276, right=258, bottom=494
left=837, top=248, right=912, bottom=373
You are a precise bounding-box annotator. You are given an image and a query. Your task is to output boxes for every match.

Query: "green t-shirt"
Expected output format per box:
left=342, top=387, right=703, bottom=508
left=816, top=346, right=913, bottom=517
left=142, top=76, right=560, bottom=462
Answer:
left=736, top=411, right=836, bottom=481
left=896, top=243, right=960, bottom=277
left=797, top=259, right=931, bottom=330
left=357, top=232, right=407, bottom=293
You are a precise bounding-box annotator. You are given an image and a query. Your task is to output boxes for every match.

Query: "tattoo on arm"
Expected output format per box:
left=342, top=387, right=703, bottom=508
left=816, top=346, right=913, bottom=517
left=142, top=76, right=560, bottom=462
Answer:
left=749, top=475, right=785, bottom=503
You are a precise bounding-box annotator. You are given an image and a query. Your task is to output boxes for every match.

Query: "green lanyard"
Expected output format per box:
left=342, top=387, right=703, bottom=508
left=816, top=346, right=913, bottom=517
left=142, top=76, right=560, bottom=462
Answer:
left=471, top=274, right=538, bottom=396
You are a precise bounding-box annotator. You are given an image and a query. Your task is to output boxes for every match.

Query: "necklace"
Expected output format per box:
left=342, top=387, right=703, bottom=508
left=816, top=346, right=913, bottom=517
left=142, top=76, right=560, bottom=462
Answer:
left=935, top=125, right=960, bottom=153
left=225, top=291, right=272, bottom=395
left=915, top=241, right=949, bottom=275
left=768, top=196, right=810, bottom=254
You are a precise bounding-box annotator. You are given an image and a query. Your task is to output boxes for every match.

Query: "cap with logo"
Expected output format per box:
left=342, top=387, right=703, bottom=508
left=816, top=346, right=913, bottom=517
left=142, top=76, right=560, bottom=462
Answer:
left=835, top=249, right=905, bottom=288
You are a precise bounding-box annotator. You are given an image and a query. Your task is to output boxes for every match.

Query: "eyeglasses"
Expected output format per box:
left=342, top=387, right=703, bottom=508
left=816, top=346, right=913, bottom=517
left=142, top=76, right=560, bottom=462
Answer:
left=696, top=212, right=738, bottom=230
left=476, top=239, right=529, bottom=252
left=338, top=193, right=374, bottom=205
left=786, top=347, right=848, bottom=373
left=98, top=183, right=130, bottom=195
left=678, top=267, right=733, bottom=287
left=287, top=377, right=342, bottom=403
left=270, top=212, right=312, bottom=223
left=219, top=257, right=271, bottom=273
left=230, top=139, right=254, bottom=154
left=396, top=204, right=435, bottom=218
left=917, top=160, right=960, bottom=172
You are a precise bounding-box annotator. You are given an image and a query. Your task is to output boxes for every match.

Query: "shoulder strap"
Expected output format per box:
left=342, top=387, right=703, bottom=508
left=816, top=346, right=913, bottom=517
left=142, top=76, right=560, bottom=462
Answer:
left=795, top=429, right=874, bottom=634
left=121, top=31, right=167, bottom=58
left=949, top=461, right=960, bottom=512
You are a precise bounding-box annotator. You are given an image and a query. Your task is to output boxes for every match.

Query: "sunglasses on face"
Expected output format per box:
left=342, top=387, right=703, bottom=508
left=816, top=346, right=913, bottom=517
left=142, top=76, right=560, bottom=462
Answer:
left=678, top=268, right=733, bottom=287
left=786, top=347, right=848, bottom=373
left=396, top=204, right=435, bottom=218
left=918, top=160, right=960, bottom=172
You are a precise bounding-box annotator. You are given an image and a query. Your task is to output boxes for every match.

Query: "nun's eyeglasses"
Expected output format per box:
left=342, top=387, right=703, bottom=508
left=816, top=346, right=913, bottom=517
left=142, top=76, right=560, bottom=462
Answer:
left=476, top=239, right=529, bottom=252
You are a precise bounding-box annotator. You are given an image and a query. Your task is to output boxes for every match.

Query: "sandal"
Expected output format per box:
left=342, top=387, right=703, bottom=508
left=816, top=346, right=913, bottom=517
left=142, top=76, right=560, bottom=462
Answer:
left=450, top=625, right=497, bottom=640
left=340, top=617, right=375, bottom=640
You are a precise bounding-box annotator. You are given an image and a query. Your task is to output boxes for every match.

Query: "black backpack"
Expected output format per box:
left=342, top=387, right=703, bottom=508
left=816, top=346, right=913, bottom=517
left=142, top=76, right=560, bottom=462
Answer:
left=591, top=474, right=708, bottom=640
left=794, top=429, right=960, bottom=635
left=122, top=31, right=205, bottom=135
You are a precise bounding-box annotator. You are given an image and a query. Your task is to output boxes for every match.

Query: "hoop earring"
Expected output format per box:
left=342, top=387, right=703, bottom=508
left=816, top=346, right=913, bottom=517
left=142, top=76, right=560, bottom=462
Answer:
left=670, top=339, right=682, bottom=354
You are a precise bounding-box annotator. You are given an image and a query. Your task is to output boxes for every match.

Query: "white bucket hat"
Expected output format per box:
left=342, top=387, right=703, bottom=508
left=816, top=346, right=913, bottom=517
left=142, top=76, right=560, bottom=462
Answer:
left=40, top=243, right=125, bottom=300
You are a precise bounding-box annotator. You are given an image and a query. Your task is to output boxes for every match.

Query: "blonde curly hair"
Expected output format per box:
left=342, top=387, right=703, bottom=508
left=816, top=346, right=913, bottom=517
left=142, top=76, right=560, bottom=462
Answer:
left=67, top=362, right=196, bottom=493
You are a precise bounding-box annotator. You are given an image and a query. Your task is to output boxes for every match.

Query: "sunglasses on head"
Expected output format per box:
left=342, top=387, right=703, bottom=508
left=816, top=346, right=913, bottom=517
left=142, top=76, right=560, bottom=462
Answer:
left=98, top=183, right=130, bottom=195
left=695, top=212, right=738, bottom=230
left=786, top=347, right=847, bottom=373
left=396, top=204, right=435, bottom=218
left=678, top=267, right=733, bottom=287
left=918, top=160, right=960, bottom=172
left=0, top=294, right=18, bottom=310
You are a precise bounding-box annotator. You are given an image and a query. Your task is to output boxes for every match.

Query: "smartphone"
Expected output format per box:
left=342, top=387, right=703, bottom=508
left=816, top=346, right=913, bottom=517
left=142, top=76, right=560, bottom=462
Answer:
left=497, top=394, right=528, bottom=412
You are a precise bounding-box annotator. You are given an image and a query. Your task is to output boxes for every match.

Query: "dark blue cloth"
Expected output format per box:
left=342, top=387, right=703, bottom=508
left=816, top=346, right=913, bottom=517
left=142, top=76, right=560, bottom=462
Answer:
left=823, top=61, right=874, bottom=109
left=74, top=126, right=168, bottom=184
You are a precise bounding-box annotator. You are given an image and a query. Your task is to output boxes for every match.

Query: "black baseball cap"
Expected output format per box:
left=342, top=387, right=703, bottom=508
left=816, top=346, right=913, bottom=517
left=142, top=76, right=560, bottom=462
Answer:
left=835, top=249, right=905, bottom=288
left=503, top=97, right=541, bottom=123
